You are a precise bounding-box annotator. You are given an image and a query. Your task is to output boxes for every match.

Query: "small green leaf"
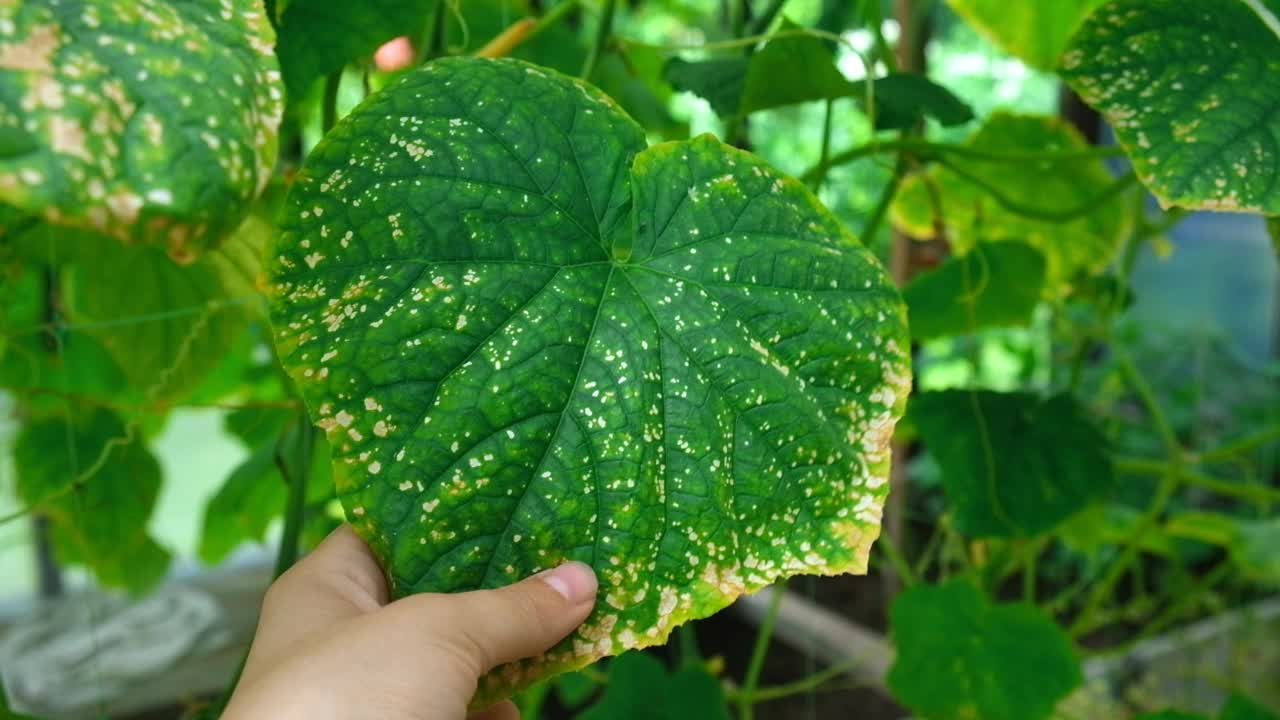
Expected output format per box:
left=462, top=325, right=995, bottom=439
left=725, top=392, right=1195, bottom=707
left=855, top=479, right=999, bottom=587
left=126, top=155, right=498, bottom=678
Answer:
left=199, top=442, right=286, bottom=564
left=947, top=0, right=1107, bottom=70
left=1060, top=0, right=1280, bottom=213
left=890, top=112, right=1129, bottom=291
left=0, top=0, right=283, bottom=260
left=888, top=579, right=1082, bottom=720
left=738, top=20, right=858, bottom=114
left=575, top=653, right=729, bottom=720
left=1166, top=511, right=1280, bottom=583
left=275, top=0, right=434, bottom=99
left=903, top=241, right=1045, bottom=341
left=910, top=390, right=1114, bottom=537
left=269, top=57, right=909, bottom=697
left=869, top=73, right=975, bottom=131
left=663, top=57, right=749, bottom=117
left=1221, top=693, right=1280, bottom=720
left=14, top=407, right=171, bottom=592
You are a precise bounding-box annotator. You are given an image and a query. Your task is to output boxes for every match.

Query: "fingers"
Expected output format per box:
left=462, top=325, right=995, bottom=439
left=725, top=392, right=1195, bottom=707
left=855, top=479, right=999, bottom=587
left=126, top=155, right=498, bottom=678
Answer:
left=246, top=525, right=389, bottom=671
left=469, top=700, right=520, bottom=720
left=392, top=561, right=598, bottom=673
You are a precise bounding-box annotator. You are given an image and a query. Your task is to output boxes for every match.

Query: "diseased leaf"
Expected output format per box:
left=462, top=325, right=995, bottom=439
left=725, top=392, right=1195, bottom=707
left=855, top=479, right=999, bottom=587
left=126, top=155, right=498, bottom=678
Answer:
left=903, top=241, right=1045, bottom=341
left=0, top=0, right=283, bottom=261
left=888, top=579, right=1082, bottom=720
left=1060, top=0, right=1280, bottom=213
left=946, top=0, right=1107, bottom=70
left=910, top=390, right=1114, bottom=537
left=269, top=57, right=909, bottom=697
left=275, top=0, right=434, bottom=99
left=575, top=653, right=729, bottom=720
left=890, top=112, right=1129, bottom=292
left=14, top=407, right=171, bottom=592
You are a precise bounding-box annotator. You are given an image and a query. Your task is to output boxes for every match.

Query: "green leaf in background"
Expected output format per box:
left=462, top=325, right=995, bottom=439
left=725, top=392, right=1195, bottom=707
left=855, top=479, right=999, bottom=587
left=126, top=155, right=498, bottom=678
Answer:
left=198, top=441, right=286, bottom=564
left=903, top=241, right=1045, bottom=341
left=270, top=57, right=909, bottom=696
left=1267, top=217, right=1280, bottom=258
left=867, top=73, right=975, bottom=131
left=1060, top=0, right=1280, bottom=213
left=910, top=390, right=1114, bottom=537
left=1135, top=712, right=1210, bottom=720
left=1059, top=503, right=1173, bottom=556
left=556, top=670, right=600, bottom=710
left=14, top=407, right=171, bottom=592
left=575, top=652, right=729, bottom=720
left=888, top=579, right=1082, bottom=720
left=275, top=0, right=434, bottom=99
left=664, top=21, right=972, bottom=131
left=1221, top=693, right=1280, bottom=720
left=24, top=213, right=269, bottom=402
left=1165, top=512, right=1280, bottom=583
left=0, top=0, right=283, bottom=261
left=946, top=0, right=1107, bottom=70
left=663, top=57, right=749, bottom=117
left=890, top=112, right=1129, bottom=292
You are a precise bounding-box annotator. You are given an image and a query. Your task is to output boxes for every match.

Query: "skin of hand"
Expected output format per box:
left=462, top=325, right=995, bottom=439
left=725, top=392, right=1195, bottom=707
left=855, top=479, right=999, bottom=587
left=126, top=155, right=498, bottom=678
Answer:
left=223, top=525, right=598, bottom=720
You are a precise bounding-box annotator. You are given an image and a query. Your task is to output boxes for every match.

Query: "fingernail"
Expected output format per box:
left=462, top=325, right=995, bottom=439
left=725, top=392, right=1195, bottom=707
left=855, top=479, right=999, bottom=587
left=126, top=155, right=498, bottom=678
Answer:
left=536, top=561, right=597, bottom=604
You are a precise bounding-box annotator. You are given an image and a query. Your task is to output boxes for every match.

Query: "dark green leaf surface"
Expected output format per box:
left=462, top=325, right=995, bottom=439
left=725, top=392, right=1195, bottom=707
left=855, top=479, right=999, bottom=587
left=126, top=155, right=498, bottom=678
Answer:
left=663, top=57, right=749, bottom=117
left=738, top=22, right=857, bottom=115
left=270, top=57, right=909, bottom=695
left=0, top=0, right=283, bottom=260
left=14, top=407, right=170, bottom=591
left=1060, top=0, right=1280, bottom=213
left=1135, top=712, right=1209, bottom=720
left=1221, top=693, right=1280, bottom=720
left=947, top=0, right=1107, bottom=70
left=199, top=442, right=286, bottom=564
left=903, top=241, right=1045, bottom=341
left=275, top=0, right=433, bottom=99
left=868, top=73, right=975, bottom=131
left=890, top=112, right=1128, bottom=291
left=888, top=580, right=1082, bottom=720
left=910, top=391, right=1114, bottom=537
left=575, top=652, right=729, bottom=720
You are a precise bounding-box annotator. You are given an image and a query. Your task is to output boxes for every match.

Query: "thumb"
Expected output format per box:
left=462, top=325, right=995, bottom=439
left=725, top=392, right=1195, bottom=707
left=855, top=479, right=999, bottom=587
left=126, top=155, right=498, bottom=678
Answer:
left=399, top=561, right=598, bottom=673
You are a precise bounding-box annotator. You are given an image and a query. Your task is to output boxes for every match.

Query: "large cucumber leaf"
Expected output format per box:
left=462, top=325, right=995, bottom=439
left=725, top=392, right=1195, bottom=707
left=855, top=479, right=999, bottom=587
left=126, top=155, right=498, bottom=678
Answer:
left=269, top=57, right=909, bottom=696
left=946, top=0, right=1107, bottom=71
left=1060, top=0, right=1280, bottom=213
left=0, top=0, right=283, bottom=260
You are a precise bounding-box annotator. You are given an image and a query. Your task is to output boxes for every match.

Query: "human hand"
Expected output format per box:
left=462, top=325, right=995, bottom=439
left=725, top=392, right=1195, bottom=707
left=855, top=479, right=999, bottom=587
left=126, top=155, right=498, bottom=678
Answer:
left=223, top=525, right=598, bottom=720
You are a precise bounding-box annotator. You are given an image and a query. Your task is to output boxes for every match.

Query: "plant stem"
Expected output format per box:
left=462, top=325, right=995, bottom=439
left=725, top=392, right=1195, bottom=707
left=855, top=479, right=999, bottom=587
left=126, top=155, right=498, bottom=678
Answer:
left=800, top=138, right=1123, bottom=186
left=875, top=532, right=918, bottom=586
left=421, top=0, right=448, bottom=63
left=738, top=583, right=785, bottom=720
left=860, top=154, right=905, bottom=244
left=810, top=99, right=836, bottom=192
left=274, top=419, right=316, bottom=578
left=728, top=658, right=867, bottom=703
left=749, top=0, right=787, bottom=35
left=579, top=0, right=616, bottom=79
left=1117, top=348, right=1180, bottom=455
left=1115, top=456, right=1280, bottom=505
left=938, top=158, right=1138, bottom=223
left=321, top=71, right=341, bottom=134
left=1200, top=425, right=1280, bottom=463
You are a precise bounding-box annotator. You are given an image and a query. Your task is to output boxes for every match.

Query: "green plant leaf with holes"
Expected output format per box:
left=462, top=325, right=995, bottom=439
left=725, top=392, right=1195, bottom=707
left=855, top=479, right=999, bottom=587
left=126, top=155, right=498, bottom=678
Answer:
left=269, top=57, right=909, bottom=698
left=903, top=241, right=1046, bottom=341
left=0, top=0, right=283, bottom=261
left=14, top=406, right=171, bottom=592
left=890, top=112, right=1130, bottom=292
left=1060, top=0, right=1280, bottom=213
left=947, top=0, right=1107, bottom=70
left=909, top=390, right=1114, bottom=537
left=888, top=579, right=1082, bottom=720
